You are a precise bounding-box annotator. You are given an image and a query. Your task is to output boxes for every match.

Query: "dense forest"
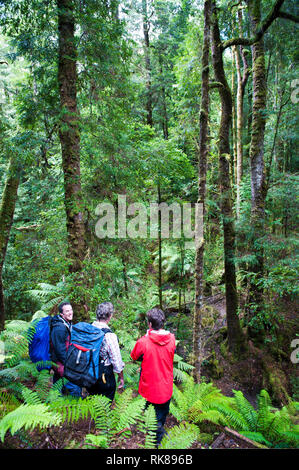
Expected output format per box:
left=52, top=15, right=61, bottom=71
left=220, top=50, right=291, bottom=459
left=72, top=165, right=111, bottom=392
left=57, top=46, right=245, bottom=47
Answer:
left=0, top=0, right=298, bottom=451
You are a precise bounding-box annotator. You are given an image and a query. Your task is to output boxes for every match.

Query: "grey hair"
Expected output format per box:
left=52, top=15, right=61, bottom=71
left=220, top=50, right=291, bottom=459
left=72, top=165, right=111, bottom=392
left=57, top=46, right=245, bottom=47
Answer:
left=96, top=302, right=114, bottom=321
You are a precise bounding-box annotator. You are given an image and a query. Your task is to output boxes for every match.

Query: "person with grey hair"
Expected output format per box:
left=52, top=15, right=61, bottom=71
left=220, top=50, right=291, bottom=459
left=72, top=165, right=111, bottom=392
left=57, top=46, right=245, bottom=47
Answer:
left=87, top=302, right=124, bottom=401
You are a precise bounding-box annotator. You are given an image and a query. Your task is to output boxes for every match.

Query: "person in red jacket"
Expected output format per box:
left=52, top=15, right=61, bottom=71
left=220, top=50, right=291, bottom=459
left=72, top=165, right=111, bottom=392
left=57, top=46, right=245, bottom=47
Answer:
left=131, top=307, right=176, bottom=446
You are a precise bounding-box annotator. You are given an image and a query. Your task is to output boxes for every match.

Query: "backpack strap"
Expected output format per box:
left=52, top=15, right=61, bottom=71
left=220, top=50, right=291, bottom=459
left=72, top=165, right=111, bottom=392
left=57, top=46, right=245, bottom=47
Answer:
left=100, top=327, right=111, bottom=334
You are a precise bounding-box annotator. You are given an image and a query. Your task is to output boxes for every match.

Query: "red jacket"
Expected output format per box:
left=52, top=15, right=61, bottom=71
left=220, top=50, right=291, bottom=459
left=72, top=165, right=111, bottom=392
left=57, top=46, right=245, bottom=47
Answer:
left=130, top=329, right=176, bottom=404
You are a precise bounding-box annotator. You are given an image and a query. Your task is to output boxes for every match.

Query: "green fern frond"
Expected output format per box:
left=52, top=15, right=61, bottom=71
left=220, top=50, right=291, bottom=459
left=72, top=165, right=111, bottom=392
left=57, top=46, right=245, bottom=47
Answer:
left=50, top=395, right=94, bottom=424
left=139, top=404, right=158, bottom=449
left=113, top=391, right=145, bottom=437
left=93, top=395, right=115, bottom=439
left=191, top=408, right=227, bottom=426
left=240, top=431, right=271, bottom=447
left=22, top=387, right=44, bottom=405
left=0, top=404, right=62, bottom=442
left=0, top=391, right=20, bottom=418
left=256, top=390, right=273, bottom=434
left=232, top=390, right=257, bottom=430
left=160, top=422, right=199, bottom=449
left=84, top=434, right=109, bottom=449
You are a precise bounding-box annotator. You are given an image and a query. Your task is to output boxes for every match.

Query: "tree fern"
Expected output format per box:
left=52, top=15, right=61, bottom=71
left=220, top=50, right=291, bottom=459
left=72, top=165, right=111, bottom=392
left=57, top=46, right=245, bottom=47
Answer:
left=27, top=282, right=69, bottom=313
left=0, top=404, right=62, bottom=442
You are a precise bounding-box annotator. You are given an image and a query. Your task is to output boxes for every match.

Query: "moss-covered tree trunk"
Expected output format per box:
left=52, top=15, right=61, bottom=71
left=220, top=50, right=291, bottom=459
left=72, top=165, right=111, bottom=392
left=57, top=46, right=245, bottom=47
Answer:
left=57, top=0, right=86, bottom=274
left=211, top=0, right=246, bottom=356
left=57, top=0, right=88, bottom=321
left=246, top=0, right=268, bottom=342
left=192, top=0, right=211, bottom=381
left=0, top=157, right=20, bottom=330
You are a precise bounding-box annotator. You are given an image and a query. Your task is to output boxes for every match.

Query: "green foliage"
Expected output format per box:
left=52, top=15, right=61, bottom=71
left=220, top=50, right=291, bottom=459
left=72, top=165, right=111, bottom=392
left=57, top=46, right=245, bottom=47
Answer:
left=160, top=422, right=199, bottom=449
left=0, top=404, right=62, bottom=442
left=170, top=375, right=229, bottom=423
left=189, top=386, right=299, bottom=449
left=137, top=403, right=158, bottom=449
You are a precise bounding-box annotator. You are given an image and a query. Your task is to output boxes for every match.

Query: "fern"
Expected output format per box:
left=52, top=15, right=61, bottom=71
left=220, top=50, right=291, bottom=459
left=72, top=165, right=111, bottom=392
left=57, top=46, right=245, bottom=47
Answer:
left=22, top=387, right=44, bottom=405
left=232, top=389, right=257, bottom=430
left=0, top=404, right=62, bottom=442
left=27, top=282, right=69, bottom=313
left=113, top=390, right=146, bottom=438
left=50, top=395, right=95, bottom=424
left=93, top=394, right=115, bottom=440
left=138, top=404, right=158, bottom=449
left=0, top=391, right=21, bottom=418
left=240, top=431, right=272, bottom=447
left=84, top=434, right=109, bottom=449
left=160, top=422, right=199, bottom=449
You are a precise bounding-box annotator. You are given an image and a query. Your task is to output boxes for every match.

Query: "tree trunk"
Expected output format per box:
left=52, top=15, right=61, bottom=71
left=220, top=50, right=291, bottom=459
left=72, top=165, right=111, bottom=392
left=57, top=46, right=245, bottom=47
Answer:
left=234, top=9, right=250, bottom=219
left=211, top=0, right=246, bottom=356
left=142, top=0, right=153, bottom=127
left=158, top=55, right=169, bottom=140
left=246, top=0, right=268, bottom=342
left=57, top=0, right=88, bottom=322
left=192, top=0, right=211, bottom=381
left=0, top=157, right=20, bottom=330
left=57, top=0, right=86, bottom=273
left=157, top=181, right=163, bottom=308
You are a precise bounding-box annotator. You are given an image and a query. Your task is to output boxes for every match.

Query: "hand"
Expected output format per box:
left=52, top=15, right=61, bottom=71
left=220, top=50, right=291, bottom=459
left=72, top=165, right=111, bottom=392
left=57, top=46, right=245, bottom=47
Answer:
left=117, top=373, right=124, bottom=389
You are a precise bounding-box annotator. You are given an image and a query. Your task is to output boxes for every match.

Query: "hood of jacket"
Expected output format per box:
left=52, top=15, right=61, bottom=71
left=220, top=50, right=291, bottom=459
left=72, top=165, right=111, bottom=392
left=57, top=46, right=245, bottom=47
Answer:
left=147, top=329, right=173, bottom=346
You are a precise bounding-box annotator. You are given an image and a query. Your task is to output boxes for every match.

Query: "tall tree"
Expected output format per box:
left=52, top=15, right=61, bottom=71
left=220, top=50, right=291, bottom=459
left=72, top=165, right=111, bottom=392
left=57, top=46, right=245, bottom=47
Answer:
left=57, top=0, right=86, bottom=275
left=210, top=0, right=246, bottom=356
left=192, top=0, right=211, bottom=380
left=0, top=156, right=20, bottom=330
left=221, top=0, right=298, bottom=342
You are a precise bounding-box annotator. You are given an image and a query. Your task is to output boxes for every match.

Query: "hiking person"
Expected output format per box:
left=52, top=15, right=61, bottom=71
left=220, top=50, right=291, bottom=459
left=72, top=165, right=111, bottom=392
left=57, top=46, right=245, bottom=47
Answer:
left=87, top=302, right=124, bottom=401
left=130, top=307, right=176, bottom=447
left=50, top=301, right=82, bottom=397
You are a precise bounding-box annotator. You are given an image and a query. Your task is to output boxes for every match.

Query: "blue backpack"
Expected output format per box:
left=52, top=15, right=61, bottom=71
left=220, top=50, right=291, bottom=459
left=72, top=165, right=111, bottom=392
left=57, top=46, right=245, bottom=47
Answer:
left=28, top=316, right=53, bottom=371
left=63, top=322, right=110, bottom=388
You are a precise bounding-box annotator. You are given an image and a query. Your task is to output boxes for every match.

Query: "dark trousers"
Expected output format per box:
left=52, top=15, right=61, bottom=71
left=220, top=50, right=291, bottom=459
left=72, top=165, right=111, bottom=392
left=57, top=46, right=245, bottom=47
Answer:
left=87, top=364, right=116, bottom=402
left=146, top=399, right=171, bottom=446
left=53, top=372, right=82, bottom=397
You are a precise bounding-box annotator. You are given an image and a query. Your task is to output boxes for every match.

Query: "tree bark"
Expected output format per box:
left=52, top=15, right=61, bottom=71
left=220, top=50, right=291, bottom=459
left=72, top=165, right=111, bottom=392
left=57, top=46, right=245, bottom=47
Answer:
left=57, top=0, right=86, bottom=274
left=211, top=0, right=246, bottom=356
left=57, top=0, right=88, bottom=322
left=0, top=157, right=20, bottom=330
left=246, top=0, right=268, bottom=342
left=192, top=0, right=211, bottom=381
